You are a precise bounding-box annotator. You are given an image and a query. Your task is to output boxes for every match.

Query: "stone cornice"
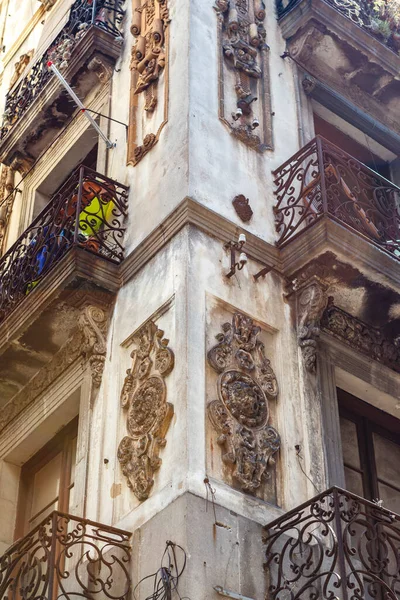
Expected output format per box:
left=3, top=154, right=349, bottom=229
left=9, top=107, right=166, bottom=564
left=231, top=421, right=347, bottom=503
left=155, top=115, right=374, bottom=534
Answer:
left=279, top=218, right=400, bottom=294
left=121, top=197, right=281, bottom=284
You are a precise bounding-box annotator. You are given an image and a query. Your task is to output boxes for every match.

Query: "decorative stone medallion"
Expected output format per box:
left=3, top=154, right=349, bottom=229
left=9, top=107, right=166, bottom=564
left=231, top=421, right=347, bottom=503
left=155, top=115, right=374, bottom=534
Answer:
left=207, top=312, right=280, bottom=493
left=118, top=321, right=174, bottom=501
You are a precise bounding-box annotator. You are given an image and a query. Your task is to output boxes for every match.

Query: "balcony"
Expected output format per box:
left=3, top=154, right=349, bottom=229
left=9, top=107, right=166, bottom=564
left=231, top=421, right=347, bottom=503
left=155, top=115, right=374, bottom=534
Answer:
left=274, top=135, right=400, bottom=256
left=0, top=167, right=128, bottom=408
left=0, top=0, right=124, bottom=168
left=0, top=511, right=131, bottom=599
left=263, top=487, right=400, bottom=600
left=0, top=166, right=128, bottom=324
left=276, top=0, right=400, bottom=136
left=278, top=0, right=400, bottom=54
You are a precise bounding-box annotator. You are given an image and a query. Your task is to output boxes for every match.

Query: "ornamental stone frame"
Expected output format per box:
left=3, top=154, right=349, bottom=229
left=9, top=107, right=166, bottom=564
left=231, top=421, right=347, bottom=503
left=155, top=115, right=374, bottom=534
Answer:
left=214, top=0, right=273, bottom=152
left=118, top=320, right=174, bottom=501
left=207, top=311, right=280, bottom=494
left=127, top=0, right=170, bottom=166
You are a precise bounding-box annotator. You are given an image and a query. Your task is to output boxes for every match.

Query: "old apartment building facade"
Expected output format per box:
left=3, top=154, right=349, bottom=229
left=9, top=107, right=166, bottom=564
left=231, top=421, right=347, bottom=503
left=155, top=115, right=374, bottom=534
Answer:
left=0, top=0, right=399, bottom=598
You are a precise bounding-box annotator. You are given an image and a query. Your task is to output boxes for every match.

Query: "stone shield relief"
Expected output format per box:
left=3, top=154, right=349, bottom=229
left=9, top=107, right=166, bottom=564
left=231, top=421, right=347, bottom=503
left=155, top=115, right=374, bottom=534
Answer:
left=207, top=312, right=280, bottom=495
left=118, top=321, right=174, bottom=501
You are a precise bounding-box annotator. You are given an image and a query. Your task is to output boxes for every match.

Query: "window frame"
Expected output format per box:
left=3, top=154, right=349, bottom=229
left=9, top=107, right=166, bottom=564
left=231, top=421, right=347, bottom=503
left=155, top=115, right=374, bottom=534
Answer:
left=338, top=389, right=400, bottom=504
left=15, top=416, right=78, bottom=540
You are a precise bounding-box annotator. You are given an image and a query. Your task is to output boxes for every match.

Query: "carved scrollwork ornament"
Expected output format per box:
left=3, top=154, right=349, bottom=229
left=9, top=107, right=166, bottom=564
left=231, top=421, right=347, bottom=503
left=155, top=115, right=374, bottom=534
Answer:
left=118, top=321, right=174, bottom=501
left=296, top=278, right=329, bottom=372
left=128, top=0, right=170, bottom=166
left=78, top=305, right=109, bottom=388
left=215, top=0, right=273, bottom=151
left=207, top=312, right=280, bottom=493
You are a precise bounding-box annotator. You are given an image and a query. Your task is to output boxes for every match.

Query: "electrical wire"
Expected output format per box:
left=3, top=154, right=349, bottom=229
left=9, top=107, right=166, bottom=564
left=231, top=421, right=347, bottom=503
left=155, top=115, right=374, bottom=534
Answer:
left=133, top=541, right=190, bottom=600
left=295, top=445, right=321, bottom=495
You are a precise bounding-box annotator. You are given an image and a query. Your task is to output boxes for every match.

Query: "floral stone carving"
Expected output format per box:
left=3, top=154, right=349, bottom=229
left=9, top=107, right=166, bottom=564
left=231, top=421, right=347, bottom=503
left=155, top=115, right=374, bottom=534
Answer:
left=207, top=312, right=280, bottom=493
left=215, top=0, right=273, bottom=151
left=128, top=0, right=170, bottom=166
left=118, top=321, right=174, bottom=501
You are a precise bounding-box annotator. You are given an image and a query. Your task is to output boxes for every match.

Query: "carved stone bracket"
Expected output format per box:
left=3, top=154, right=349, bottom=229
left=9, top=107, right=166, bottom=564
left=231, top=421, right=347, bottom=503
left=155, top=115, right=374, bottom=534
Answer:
left=118, top=321, right=174, bottom=500
left=215, top=0, right=273, bottom=152
left=127, top=0, right=170, bottom=166
left=296, top=277, right=329, bottom=372
left=322, top=300, right=400, bottom=373
left=87, top=55, right=114, bottom=84
left=207, top=312, right=280, bottom=493
left=78, top=304, right=109, bottom=388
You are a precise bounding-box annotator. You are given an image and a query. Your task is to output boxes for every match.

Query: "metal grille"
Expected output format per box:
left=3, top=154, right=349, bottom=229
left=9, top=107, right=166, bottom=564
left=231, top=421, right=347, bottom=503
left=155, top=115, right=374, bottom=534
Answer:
left=264, top=487, right=400, bottom=600
left=273, top=135, right=400, bottom=257
left=0, top=166, right=128, bottom=323
left=0, top=511, right=131, bottom=600
left=1, top=0, right=125, bottom=140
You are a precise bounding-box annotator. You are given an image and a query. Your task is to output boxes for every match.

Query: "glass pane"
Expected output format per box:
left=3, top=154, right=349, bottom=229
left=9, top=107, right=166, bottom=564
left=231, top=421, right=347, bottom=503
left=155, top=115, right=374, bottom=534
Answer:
left=378, top=481, right=400, bottom=515
left=373, top=433, right=400, bottom=491
left=344, top=466, right=364, bottom=497
left=29, top=500, right=58, bottom=531
left=30, top=452, right=62, bottom=520
left=340, top=417, right=361, bottom=469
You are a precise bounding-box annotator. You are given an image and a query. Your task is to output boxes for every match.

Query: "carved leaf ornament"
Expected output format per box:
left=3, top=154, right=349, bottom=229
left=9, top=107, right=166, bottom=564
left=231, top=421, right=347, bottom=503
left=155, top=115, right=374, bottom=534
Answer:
left=207, top=312, right=280, bottom=493
left=118, top=321, right=174, bottom=501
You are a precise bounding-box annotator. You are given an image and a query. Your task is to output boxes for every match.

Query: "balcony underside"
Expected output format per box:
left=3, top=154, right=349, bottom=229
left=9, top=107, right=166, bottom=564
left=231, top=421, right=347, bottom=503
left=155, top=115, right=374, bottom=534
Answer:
left=0, top=247, right=119, bottom=408
left=0, top=26, right=121, bottom=168
left=279, top=0, right=400, bottom=136
left=280, top=218, right=400, bottom=345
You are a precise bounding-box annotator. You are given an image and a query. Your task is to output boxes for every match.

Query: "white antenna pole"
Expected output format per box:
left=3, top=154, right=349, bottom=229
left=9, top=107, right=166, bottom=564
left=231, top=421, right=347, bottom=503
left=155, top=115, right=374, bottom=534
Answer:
left=47, top=61, right=115, bottom=149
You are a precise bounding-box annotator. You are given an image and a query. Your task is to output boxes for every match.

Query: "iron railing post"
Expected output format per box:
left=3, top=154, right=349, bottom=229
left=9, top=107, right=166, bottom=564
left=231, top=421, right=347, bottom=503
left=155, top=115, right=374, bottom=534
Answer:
left=47, top=511, right=58, bottom=600
left=74, top=167, right=85, bottom=245
left=91, top=0, right=97, bottom=24
left=316, top=135, right=328, bottom=216
left=332, top=488, right=349, bottom=600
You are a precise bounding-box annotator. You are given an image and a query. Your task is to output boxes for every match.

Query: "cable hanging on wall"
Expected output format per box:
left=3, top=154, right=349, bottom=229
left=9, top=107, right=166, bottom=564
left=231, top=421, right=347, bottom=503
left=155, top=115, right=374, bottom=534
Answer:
left=133, top=540, right=189, bottom=600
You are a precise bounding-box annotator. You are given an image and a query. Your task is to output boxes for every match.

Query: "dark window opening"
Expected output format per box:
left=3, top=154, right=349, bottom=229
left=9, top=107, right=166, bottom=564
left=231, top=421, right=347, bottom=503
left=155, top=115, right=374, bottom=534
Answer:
left=338, top=388, right=400, bottom=514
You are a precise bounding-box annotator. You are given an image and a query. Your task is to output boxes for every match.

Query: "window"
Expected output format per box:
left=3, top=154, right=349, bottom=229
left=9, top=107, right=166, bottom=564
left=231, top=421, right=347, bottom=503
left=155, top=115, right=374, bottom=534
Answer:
left=338, top=389, right=400, bottom=514
left=15, top=417, right=78, bottom=538
left=32, top=143, right=98, bottom=219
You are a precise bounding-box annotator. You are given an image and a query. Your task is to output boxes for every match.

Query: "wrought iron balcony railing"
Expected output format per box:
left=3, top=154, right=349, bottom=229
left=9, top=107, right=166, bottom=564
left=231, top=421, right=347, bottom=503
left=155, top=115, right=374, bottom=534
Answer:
left=0, top=511, right=131, bottom=600
left=263, top=486, right=400, bottom=600
left=0, top=166, right=128, bottom=323
left=1, top=0, right=124, bottom=140
left=276, top=0, right=400, bottom=54
left=273, top=136, right=400, bottom=257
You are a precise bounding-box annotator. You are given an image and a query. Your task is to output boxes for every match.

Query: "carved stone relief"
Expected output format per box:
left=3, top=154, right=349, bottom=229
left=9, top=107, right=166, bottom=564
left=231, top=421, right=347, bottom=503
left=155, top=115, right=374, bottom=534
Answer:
left=9, top=50, right=34, bottom=89
left=0, top=165, right=15, bottom=255
left=78, top=304, right=109, bottom=388
left=39, top=0, right=58, bottom=10
left=207, top=312, right=280, bottom=493
left=322, top=300, right=400, bottom=374
left=215, top=0, right=273, bottom=151
left=0, top=301, right=111, bottom=433
left=118, top=321, right=174, bottom=500
left=127, top=0, right=170, bottom=166
left=296, top=277, right=329, bottom=372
